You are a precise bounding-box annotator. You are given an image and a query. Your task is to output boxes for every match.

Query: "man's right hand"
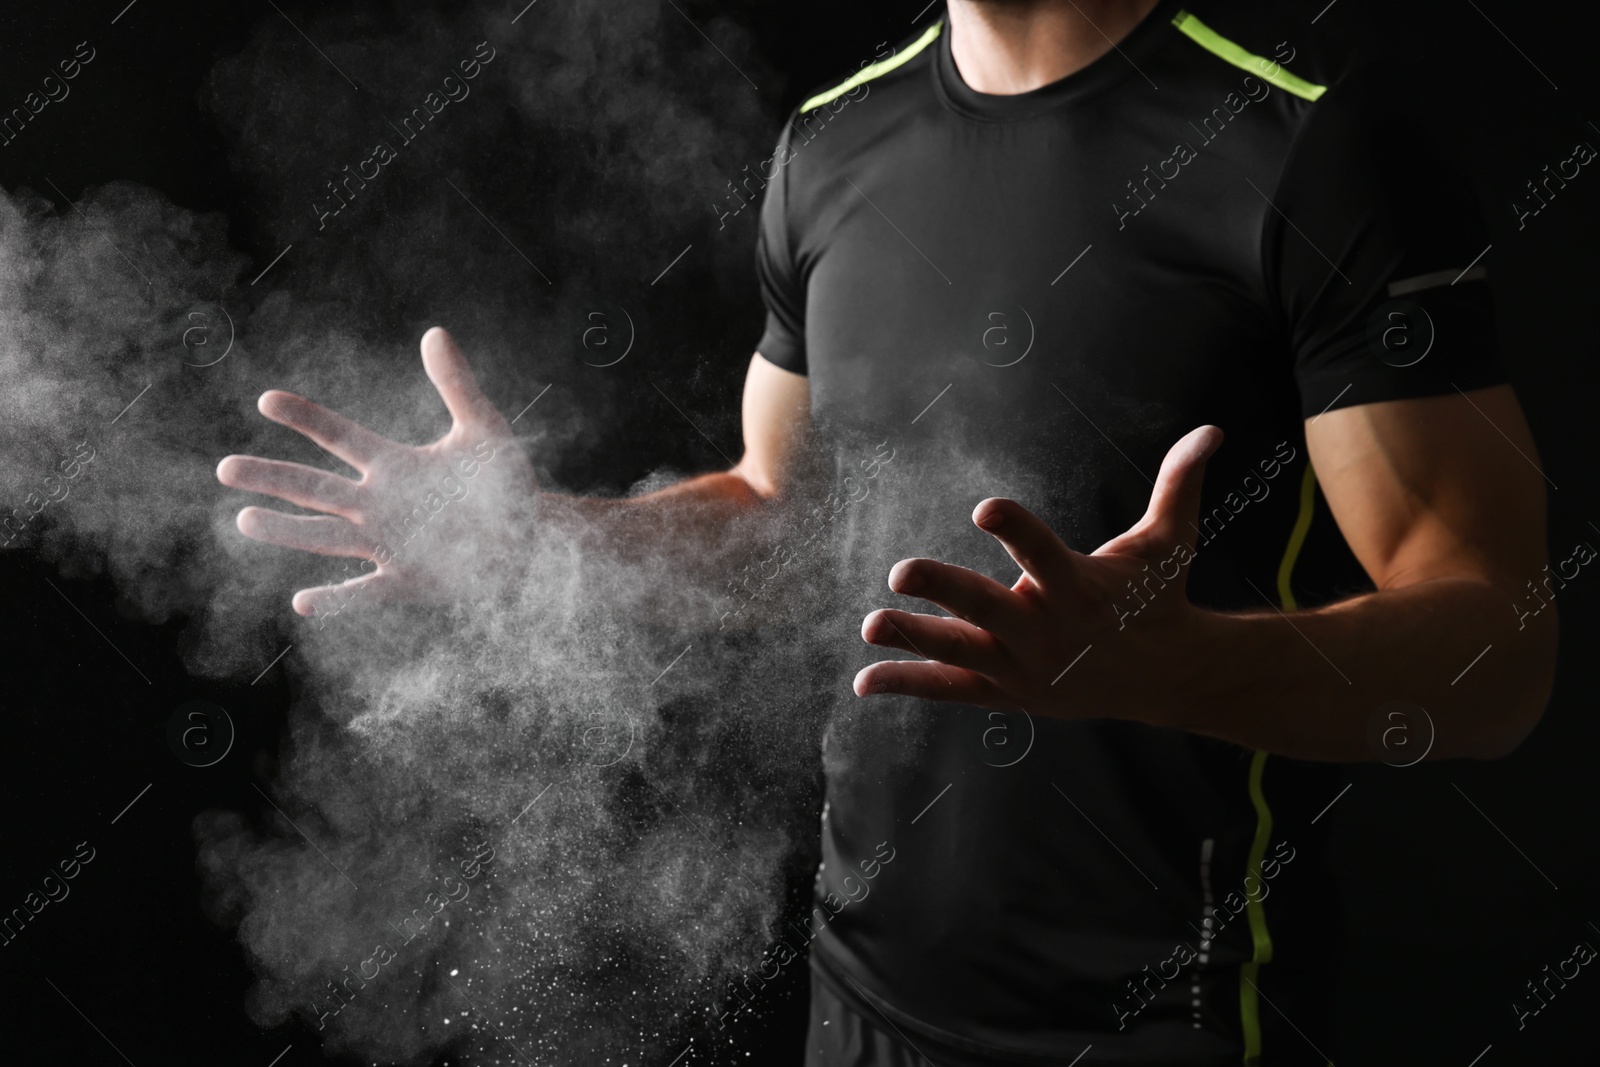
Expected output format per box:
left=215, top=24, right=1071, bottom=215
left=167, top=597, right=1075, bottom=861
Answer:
left=217, top=327, right=538, bottom=619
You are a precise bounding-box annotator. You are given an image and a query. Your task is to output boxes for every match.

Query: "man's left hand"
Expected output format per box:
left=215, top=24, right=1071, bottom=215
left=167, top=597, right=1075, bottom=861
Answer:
left=855, top=425, right=1224, bottom=720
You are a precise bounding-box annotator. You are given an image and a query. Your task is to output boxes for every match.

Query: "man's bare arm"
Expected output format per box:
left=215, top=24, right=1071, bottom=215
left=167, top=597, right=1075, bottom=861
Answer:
left=537, top=352, right=813, bottom=623
left=544, top=351, right=811, bottom=554
left=1172, top=385, right=1557, bottom=760
left=854, top=386, right=1557, bottom=763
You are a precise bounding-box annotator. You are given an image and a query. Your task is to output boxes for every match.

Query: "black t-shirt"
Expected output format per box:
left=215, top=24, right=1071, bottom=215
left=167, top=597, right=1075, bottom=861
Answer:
left=754, top=2, right=1503, bottom=1063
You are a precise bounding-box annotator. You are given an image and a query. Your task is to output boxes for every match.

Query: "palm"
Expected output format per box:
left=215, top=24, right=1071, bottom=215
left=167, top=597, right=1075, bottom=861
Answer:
left=218, top=327, right=538, bottom=619
left=854, top=426, right=1223, bottom=717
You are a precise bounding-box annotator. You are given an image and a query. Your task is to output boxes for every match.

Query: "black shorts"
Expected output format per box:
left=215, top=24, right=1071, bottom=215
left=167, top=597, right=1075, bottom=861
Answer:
left=806, top=960, right=949, bottom=1067
left=804, top=953, right=1337, bottom=1067
left=804, top=957, right=1052, bottom=1067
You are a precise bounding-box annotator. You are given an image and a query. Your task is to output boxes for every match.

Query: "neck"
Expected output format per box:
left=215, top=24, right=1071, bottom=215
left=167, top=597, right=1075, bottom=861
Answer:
left=945, top=0, right=1163, bottom=95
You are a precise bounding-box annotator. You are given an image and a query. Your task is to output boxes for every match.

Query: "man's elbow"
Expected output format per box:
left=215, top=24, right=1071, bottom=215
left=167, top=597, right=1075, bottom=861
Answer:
left=1473, top=607, right=1559, bottom=760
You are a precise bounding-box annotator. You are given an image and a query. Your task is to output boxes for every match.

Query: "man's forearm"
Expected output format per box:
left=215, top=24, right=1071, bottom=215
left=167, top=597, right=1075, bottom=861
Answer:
left=1161, top=579, right=1558, bottom=762
left=532, top=470, right=782, bottom=626
left=541, top=470, right=769, bottom=562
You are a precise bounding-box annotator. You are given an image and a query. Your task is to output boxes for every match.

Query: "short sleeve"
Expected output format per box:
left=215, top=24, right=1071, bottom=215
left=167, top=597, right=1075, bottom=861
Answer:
left=1265, top=62, right=1506, bottom=419
left=755, top=122, right=808, bottom=375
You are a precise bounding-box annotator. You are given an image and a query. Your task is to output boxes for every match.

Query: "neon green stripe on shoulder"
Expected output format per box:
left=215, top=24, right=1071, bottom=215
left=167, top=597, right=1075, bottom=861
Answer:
left=799, top=20, right=944, bottom=114
left=1171, top=9, right=1327, bottom=101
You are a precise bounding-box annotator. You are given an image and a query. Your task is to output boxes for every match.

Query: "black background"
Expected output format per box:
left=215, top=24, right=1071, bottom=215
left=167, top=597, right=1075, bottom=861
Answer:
left=2, top=1, right=1598, bottom=1064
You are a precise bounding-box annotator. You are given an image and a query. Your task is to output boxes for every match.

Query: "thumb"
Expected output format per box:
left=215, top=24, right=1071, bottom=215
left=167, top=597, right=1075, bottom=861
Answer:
left=1095, top=425, right=1222, bottom=558
left=421, top=326, right=503, bottom=431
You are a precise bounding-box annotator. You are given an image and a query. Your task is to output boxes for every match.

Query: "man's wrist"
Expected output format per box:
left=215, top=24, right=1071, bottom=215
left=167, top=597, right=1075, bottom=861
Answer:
left=1140, top=605, right=1238, bottom=731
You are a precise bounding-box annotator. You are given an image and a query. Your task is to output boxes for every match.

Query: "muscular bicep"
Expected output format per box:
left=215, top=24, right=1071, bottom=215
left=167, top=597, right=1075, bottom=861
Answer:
left=1305, top=385, right=1547, bottom=591
left=733, top=352, right=811, bottom=500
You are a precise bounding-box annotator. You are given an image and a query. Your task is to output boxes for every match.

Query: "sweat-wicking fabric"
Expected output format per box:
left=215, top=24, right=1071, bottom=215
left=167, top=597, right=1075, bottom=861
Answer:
left=753, top=2, right=1504, bottom=1062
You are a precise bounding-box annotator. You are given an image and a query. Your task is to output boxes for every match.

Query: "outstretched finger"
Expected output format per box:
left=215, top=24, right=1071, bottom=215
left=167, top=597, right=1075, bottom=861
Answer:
left=294, top=568, right=396, bottom=619
left=853, top=659, right=1001, bottom=706
left=862, top=609, right=1007, bottom=676
left=422, top=327, right=503, bottom=431
left=887, top=558, right=1021, bottom=632
left=257, top=390, right=393, bottom=471
left=236, top=507, right=375, bottom=559
left=971, top=498, right=1081, bottom=595
left=217, top=455, right=365, bottom=520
